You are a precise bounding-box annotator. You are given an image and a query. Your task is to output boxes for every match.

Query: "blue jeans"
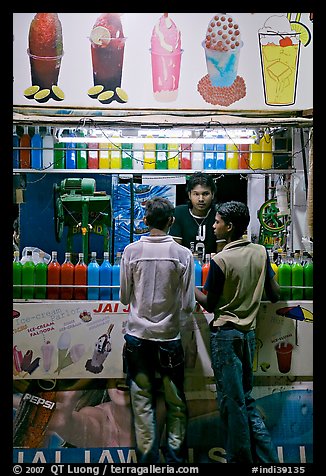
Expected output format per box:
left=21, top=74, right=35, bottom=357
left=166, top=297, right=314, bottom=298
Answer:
left=210, top=326, right=279, bottom=463
left=124, top=334, right=188, bottom=463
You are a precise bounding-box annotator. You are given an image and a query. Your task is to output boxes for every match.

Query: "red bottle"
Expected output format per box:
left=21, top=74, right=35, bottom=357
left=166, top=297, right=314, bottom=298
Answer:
left=60, top=252, right=74, bottom=300
left=74, top=252, right=87, bottom=300
left=201, top=254, right=211, bottom=295
left=180, top=144, right=192, bottom=170
left=47, top=251, right=61, bottom=299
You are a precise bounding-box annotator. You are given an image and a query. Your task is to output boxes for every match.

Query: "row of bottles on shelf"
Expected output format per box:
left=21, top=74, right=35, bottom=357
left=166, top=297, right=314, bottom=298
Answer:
left=13, top=250, right=122, bottom=301
left=193, top=250, right=313, bottom=301
left=13, top=126, right=291, bottom=171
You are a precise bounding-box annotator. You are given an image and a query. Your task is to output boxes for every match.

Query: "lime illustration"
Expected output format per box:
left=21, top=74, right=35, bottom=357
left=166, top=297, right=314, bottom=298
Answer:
left=90, top=26, right=111, bottom=46
left=290, top=21, right=311, bottom=46
left=24, top=85, right=40, bottom=99
left=88, top=85, right=104, bottom=98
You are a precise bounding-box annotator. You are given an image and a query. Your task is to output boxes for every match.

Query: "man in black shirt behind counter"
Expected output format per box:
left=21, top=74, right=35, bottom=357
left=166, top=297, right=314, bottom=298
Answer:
left=169, top=172, right=217, bottom=260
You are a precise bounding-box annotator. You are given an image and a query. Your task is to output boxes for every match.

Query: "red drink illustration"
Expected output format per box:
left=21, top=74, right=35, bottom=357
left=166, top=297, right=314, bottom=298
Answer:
left=275, top=342, right=293, bottom=373
left=150, top=13, right=182, bottom=102
left=89, top=13, right=127, bottom=104
left=27, top=13, right=64, bottom=94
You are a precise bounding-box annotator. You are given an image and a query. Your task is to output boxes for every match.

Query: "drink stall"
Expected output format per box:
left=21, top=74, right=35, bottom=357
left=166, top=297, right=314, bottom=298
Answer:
left=13, top=12, right=313, bottom=464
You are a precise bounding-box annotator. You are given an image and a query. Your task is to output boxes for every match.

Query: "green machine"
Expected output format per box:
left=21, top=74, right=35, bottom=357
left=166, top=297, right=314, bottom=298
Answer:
left=53, top=178, right=112, bottom=262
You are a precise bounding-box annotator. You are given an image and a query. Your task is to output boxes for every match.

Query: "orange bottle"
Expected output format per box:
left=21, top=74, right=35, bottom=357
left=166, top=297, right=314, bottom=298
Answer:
left=60, top=252, right=74, bottom=300
left=74, top=252, right=87, bottom=300
left=47, top=251, right=61, bottom=299
left=201, top=254, right=211, bottom=295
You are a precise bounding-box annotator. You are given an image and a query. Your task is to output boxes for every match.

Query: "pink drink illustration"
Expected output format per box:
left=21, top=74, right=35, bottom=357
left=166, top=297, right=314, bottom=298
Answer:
left=150, top=13, right=182, bottom=102
left=85, top=323, right=114, bottom=374
left=89, top=13, right=128, bottom=104
left=26, top=13, right=64, bottom=102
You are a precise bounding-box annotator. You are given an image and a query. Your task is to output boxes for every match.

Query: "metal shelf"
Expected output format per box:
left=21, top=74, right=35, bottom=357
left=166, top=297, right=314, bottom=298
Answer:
left=13, top=168, right=295, bottom=175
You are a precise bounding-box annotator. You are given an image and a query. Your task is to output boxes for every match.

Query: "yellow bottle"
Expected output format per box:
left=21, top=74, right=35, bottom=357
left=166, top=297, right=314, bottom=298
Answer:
left=249, top=142, right=262, bottom=169
left=143, top=135, right=156, bottom=169
left=99, top=142, right=110, bottom=169
left=226, top=144, right=239, bottom=169
left=261, top=133, right=273, bottom=169
left=110, top=136, right=121, bottom=169
left=167, top=142, right=179, bottom=169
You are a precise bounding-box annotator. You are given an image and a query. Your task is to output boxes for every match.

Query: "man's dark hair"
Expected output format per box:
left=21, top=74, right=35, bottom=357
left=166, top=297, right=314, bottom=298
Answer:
left=215, top=201, right=250, bottom=238
left=145, top=197, right=174, bottom=230
left=186, top=172, right=217, bottom=195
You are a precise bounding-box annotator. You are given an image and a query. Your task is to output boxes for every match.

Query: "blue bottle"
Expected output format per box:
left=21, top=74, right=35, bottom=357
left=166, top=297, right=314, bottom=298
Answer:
left=31, top=125, right=43, bottom=169
left=193, top=254, right=202, bottom=288
left=215, top=142, right=226, bottom=169
left=99, top=252, right=112, bottom=300
left=65, top=130, right=77, bottom=169
left=112, top=252, right=121, bottom=301
left=203, top=143, right=216, bottom=169
left=87, top=251, right=100, bottom=300
left=13, top=125, right=20, bottom=169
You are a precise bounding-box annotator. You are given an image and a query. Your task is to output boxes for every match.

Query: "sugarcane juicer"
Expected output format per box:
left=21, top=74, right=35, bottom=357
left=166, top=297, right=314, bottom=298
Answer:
left=53, top=178, right=111, bottom=262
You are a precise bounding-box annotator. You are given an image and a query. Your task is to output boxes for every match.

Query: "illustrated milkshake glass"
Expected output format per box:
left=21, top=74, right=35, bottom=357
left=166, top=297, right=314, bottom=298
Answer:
left=259, top=15, right=301, bottom=106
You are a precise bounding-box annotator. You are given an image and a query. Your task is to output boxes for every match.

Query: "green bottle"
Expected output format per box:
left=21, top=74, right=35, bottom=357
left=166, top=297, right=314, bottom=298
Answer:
left=278, top=253, right=292, bottom=301
left=22, top=250, right=35, bottom=299
left=121, top=143, right=133, bottom=169
left=291, top=252, right=303, bottom=300
left=34, top=251, right=48, bottom=299
left=54, top=142, right=65, bottom=169
left=303, top=254, right=313, bottom=300
left=156, top=142, right=168, bottom=169
left=13, top=250, right=22, bottom=299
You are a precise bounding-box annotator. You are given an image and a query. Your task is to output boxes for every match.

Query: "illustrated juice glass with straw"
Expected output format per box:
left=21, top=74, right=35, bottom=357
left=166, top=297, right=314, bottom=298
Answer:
left=150, top=13, right=182, bottom=102
left=28, top=13, right=63, bottom=90
left=90, top=13, right=126, bottom=97
left=258, top=15, right=301, bottom=106
left=275, top=341, right=293, bottom=373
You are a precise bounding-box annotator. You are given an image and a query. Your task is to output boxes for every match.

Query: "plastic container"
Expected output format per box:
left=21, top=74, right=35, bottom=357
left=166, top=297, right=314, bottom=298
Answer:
left=60, top=252, right=74, bottom=300
left=31, top=125, right=43, bottom=169
left=20, top=125, right=31, bottom=169
left=87, top=132, right=99, bottom=169
left=191, top=143, right=203, bottom=170
left=121, top=143, right=133, bottom=169
left=226, top=144, right=239, bottom=170
left=291, top=252, right=303, bottom=300
left=193, top=253, right=202, bottom=288
left=238, top=143, right=250, bottom=169
left=53, top=142, right=65, bottom=169
left=22, top=250, right=35, bottom=299
left=112, top=252, right=121, bottom=301
left=249, top=142, right=262, bottom=169
left=42, top=126, right=54, bottom=169
left=110, top=136, right=122, bottom=169
left=76, top=130, right=88, bottom=169
left=180, top=144, right=192, bottom=170
left=47, top=251, right=61, bottom=299
left=215, top=143, right=226, bottom=169
left=278, top=253, right=292, bottom=300
left=99, top=251, right=112, bottom=300
left=261, top=133, right=273, bottom=169
left=132, top=143, right=144, bottom=170
left=201, top=254, right=210, bottom=294
left=156, top=142, right=168, bottom=169
left=99, top=142, right=110, bottom=169
left=203, top=143, right=216, bottom=170
left=13, top=250, right=22, bottom=299
left=34, top=251, right=48, bottom=299
left=13, top=125, right=20, bottom=169
left=65, top=131, right=77, bottom=169
left=87, top=251, right=100, bottom=300
left=303, top=255, right=313, bottom=300
left=167, top=142, right=179, bottom=169
left=144, top=136, right=156, bottom=169
left=74, top=252, right=87, bottom=300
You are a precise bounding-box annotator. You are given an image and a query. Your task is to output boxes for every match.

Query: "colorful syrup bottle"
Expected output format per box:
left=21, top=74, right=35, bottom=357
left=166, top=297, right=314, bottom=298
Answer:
left=215, top=142, right=226, bottom=169
left=13, top=250, right=22, bottom=299
left=74, top=252, right=87, bottom=300
left=76, top=130, right=88, bottom=169
left=112, top=252, right=121, bottom=301
left=226, top=144, right=239, bottom=170
left=180, top=143, right=192, bottom=170
left=22, top=249, right=35, bottom=299
left=191, top=143, right=203, bottom=170
left=249, top=141, right=262, bottom=169
left=110, top=136, right=122, bottom=169
left=201, top=254, right=210, bottom=295
left=238, top=143, right=250, bottom=169
left=65, top=130, right=77, bottom=169
left=43, top=126, right=54, bottom=169
left=291, top=251, right=303, bottom=300
left=31, top=125, right=43, bottom=169
left=143, top=135, right=156, bottom=169
left=99, top=251, right=112, bottom=300
left=121, top=143, right=133, bottom=169
left=13, top=125, right=20, bottom=169
left=261, top=133, right=273, bottom=169
left=60, top=252, right=74, bottom=300
left=278, top=253, right=292, bottom=301
left=20, top=125, right=31, bottom=169
left=87, top=251, right=100, bottom=300
left=193, top=253, right=202, bottom=288
left=167, top=141, right=179, bottom=169
left=270, top=251, right=279, bottom=282
left=47, top=251, right=61, bottom=299
left=53, top=141, right=65, bottom=169
left=99, top=141, right=110, bottom=169
left=203, top=143, right=216, bottom=170
left=156, top=142, right=168, bottom=169
left=34, top=251, right=48, bottom=299
left=303, top=253, right=313, bottom=300
left=87, top=131, right=99, bottom=169
left=132, top=142, right=144, bottom=170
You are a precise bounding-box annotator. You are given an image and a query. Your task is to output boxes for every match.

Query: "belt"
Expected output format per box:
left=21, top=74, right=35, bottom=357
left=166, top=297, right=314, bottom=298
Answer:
left=209, top=320, right=236, bottom=331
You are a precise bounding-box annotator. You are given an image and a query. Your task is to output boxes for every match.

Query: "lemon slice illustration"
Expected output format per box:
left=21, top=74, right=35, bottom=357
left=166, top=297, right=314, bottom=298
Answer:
left=24, top=85, right=40, bottom=99
left=290, top=21, right=311, bottom=47
left=90, top=26, right=111, bottom=46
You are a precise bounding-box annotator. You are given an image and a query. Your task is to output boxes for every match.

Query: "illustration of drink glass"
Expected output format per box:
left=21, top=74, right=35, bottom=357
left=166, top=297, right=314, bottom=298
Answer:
left=91, top=36, right=126, bottom=92
left=203, top=41, right=242, bottom=88
left=275, top=342, right=293, bottom=373
left=27, top=50, right=63, bottom=90
left=259, top=31, right=300, bottom=106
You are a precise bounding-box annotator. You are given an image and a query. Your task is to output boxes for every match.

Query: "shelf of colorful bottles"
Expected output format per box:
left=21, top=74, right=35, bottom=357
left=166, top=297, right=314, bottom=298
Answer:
left=13, top=168, right=295, bottom=175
